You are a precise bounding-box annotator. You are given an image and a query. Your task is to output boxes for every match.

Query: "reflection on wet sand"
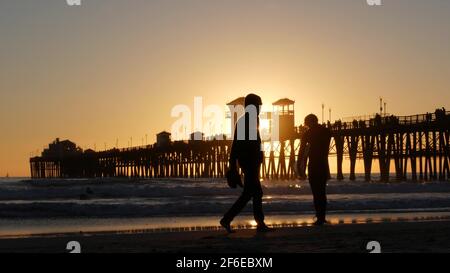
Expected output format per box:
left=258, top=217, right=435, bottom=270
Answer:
left=1, top=211, right=450, bottom=239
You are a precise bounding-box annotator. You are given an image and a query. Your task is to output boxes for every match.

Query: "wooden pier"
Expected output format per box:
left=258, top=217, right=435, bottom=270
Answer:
left=30, top=109, right=450, bottom=182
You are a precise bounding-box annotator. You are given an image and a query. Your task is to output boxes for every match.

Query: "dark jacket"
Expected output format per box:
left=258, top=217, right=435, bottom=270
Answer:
left=298, top=124, right=331, bottom=179
left=229, top=114, right=264, bottom=171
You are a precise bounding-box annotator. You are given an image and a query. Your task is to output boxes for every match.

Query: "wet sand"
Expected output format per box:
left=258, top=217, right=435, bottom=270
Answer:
left=1, top=220, right=450, bottom=253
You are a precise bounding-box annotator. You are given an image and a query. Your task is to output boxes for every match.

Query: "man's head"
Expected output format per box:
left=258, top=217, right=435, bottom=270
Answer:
left=304, top=114, right=319, bottom=128
left=244, top=93, right=262, bottom=115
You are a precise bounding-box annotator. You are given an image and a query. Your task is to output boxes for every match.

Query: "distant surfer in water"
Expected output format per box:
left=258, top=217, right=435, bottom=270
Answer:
left=297, top=114, right=331, bottom=226
left=220, top=94, right=272, bottom=233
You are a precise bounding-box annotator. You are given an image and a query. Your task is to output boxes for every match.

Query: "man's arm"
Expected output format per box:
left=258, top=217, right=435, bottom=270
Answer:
left=325, top=127, right=332, bottom=179
left=297, top=132, right=309, bottom=180
left=228, top=125, right=238, bottom=171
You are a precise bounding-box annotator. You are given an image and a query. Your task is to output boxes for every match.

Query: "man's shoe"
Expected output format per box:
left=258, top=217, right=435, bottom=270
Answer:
left=220, top=218, right=234, bottom=233
left=256, top=224, right=274, bottom=233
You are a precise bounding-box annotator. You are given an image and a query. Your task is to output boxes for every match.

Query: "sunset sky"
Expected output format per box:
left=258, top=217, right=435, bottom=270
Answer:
left=1, top=0, right=450, bottom=176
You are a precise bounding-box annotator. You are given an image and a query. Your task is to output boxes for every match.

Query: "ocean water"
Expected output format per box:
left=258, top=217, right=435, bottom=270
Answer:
left=0, top=176, right=450, bottom=237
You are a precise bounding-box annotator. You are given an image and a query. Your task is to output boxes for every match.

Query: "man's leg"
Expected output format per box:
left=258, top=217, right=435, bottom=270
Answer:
left=316, top=178, right=327, bottom=221
left=242, top=166, right=265, bottom=225
left=309, top=179, right=320, bottom=219
left=222, top=191, right=252, bottom=224
left=309, top=177, right=327, bottom=222
left=246, top=167, right=272, bottom=231
left=252, top=189, right=264, bottom=225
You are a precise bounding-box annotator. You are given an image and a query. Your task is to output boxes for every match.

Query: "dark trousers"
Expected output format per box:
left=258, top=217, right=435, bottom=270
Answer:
left=223, top=167, right=264, bottom=225
left=309, top=174, right=327, bottom=221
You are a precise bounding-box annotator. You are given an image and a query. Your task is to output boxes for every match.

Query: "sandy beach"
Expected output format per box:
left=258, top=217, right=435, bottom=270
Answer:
left=2, top=178, right=450, bottom=253
left=1, top=220, right=449, bottom=253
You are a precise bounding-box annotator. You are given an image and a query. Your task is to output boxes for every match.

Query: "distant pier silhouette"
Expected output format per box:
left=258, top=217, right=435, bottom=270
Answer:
left=30, top=100, right=450, bottom=182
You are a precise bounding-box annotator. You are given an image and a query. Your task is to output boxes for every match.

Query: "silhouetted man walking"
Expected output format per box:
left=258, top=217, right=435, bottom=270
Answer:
left=297, top=114, right=331, bottom=226
left=221, top=94, right=272, bottom=233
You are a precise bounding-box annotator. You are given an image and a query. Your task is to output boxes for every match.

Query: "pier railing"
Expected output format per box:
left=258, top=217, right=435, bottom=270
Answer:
left=327, top=110, right=450, bottom=130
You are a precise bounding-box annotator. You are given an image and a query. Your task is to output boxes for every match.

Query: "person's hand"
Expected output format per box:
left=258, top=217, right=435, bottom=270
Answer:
left=226, top=168, right=243, bottom=188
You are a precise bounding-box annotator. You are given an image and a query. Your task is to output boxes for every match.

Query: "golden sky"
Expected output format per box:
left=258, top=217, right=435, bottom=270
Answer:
left=1, top=0, right=450, bottom=176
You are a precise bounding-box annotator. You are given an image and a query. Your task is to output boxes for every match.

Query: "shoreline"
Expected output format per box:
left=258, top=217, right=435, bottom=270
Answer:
left=1, top=220, right=450, bottom=253
left=2, top=210, right=450, bottom=239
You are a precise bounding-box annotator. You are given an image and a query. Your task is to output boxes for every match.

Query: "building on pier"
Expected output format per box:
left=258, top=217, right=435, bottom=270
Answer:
left=190, top=131, right=205, bottom=142
left=272, top=98, right=296, bottom=141
left=156, top=131, right=171, bottom=148
left=226, top=97, right=245, bottom=138
left=42, top=138, right=82, bottom=158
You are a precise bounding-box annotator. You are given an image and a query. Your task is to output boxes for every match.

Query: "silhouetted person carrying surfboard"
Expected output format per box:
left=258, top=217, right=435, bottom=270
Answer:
left=220, top=94, right=272, bottom=233
left=297, top=114, right=331, bottom=226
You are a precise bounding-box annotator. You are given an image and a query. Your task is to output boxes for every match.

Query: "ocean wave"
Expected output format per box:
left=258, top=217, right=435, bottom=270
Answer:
left=1, top=193, right=450, bottom=218
left=0, top=178, right=449, bottom=219
left=0, top=178, right=449, bottom=201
